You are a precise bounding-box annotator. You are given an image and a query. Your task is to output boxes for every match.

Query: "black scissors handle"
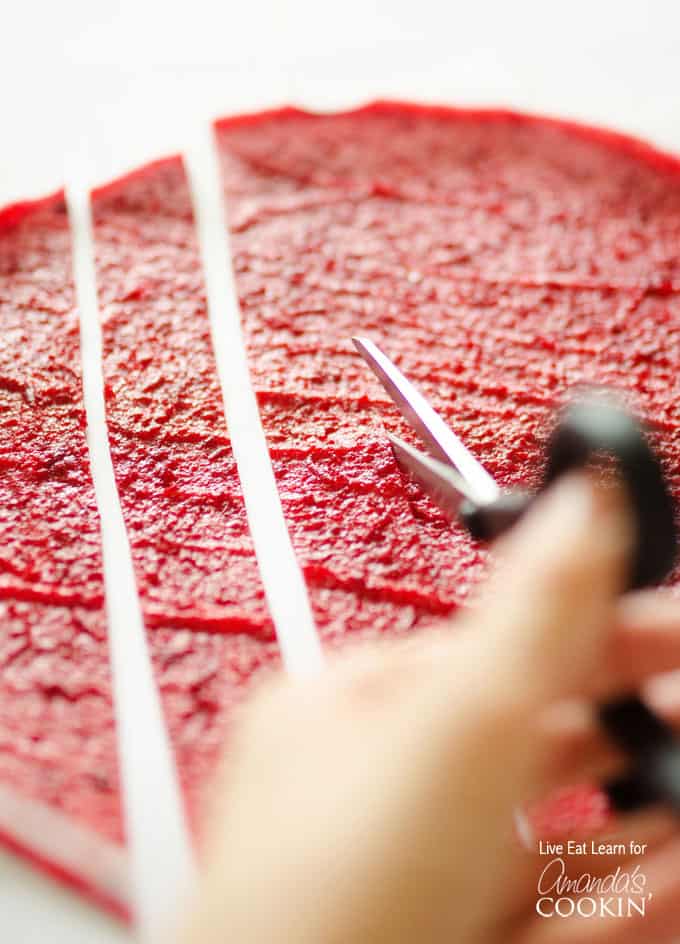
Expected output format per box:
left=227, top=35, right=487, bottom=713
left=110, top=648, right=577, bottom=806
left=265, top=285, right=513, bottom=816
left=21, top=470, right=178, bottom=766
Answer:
left=461, top=491, right=533, bottom=542
left=600, top=696, right=680, bottom=811
left=462, top=394, right=680, bottom=813
left=461, top=395, right=677, bottom=590
left=544, top=398, right=677, bottom=589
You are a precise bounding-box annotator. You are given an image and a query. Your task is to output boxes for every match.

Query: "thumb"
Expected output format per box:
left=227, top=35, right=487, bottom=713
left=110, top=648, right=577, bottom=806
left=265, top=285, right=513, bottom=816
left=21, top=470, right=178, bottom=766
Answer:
left=468, top=473, right=633, bottom=714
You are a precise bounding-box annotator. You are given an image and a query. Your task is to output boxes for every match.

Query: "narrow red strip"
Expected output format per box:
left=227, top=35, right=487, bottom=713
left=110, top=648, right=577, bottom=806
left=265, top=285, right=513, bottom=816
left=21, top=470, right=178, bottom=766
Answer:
left=0, top=194, right=123, bottom=893
left=90, top=157, right=278, bottom=831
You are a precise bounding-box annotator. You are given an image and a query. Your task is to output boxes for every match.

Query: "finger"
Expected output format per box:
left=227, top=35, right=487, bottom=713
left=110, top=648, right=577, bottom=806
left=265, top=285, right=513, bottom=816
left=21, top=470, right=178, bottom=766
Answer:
left=643, top=668, right=680, bottom=719
left=536, top=701, right=626, bottom=797
left=529, top=685, right=680, bottom=842
left=538, top=683, right=680, bottom=795
left=464, top=474, right=632, bottom=717
left=593, top=593, right=680, bottom=699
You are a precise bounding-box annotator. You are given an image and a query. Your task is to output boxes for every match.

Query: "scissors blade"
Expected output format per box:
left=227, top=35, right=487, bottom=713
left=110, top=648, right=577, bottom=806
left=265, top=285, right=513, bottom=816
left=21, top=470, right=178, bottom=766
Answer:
left=352, top=336, right=500, bottom=504
left=388, top=434, right=478, bottom=521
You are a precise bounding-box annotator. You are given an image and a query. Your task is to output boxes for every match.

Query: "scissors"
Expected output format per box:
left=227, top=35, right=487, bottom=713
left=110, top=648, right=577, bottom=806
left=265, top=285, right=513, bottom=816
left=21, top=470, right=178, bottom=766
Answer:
left=353, top=335, right=680, bottom=813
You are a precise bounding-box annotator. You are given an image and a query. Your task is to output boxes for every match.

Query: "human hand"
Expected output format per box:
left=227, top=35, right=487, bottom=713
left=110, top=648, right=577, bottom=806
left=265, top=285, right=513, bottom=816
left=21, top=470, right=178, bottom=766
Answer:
left=180, top=475, right=680, bottom=943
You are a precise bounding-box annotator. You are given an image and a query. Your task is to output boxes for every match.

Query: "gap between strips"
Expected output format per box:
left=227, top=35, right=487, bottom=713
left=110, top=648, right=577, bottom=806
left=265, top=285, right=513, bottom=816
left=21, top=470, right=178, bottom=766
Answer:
left=185, top=128, right=324, bottom=678
left=67, top=184, right=196, bottom=941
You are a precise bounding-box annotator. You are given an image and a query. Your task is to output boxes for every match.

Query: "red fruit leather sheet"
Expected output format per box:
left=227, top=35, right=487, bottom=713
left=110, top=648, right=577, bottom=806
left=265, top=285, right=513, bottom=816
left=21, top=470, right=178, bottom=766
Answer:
left=215, top=103, right=680, bottom=829
left=0, top=193, right=126, bottom=913
left=90, top=157, right=278, bottom=833
left=3, top=103, right=680, bottom=912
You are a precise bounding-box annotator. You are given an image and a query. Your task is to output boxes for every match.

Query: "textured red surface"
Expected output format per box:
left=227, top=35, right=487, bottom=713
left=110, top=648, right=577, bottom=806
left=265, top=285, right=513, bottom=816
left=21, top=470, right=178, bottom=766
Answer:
left=215, top=103, right=680, bottom=820
left=216, top=104, right=680, bottom=638
left=3, top=104, right=680, bottom=907
left=0, top=196, right=121, bottom=842
left=91, top=158, right=278, bottom=825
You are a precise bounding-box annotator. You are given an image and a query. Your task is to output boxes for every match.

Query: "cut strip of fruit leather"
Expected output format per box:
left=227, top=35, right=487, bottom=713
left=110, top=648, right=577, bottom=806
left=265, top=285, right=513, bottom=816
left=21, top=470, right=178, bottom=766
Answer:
left=90, top=157, right=277, bottom=830
left=0, top=194, right=126, bottom=912
left=216, top=103, right=680, bottom=831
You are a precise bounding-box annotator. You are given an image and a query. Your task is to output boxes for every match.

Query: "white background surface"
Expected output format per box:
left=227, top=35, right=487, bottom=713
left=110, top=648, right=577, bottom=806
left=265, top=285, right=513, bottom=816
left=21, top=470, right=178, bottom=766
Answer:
left=1, top=0, right=680, bottom=939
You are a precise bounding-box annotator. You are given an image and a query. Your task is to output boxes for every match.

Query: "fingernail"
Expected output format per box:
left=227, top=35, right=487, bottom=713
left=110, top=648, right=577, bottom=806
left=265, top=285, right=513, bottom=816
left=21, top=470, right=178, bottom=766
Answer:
left=532, top=473, right=633, bottom=576
left=644, top=669, right=680, bottom=712
left=503, top=473, right=632, bottom=578
left=540, top=473, right=595, bottom=531
left=507, top=474, right=593, bottom=557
